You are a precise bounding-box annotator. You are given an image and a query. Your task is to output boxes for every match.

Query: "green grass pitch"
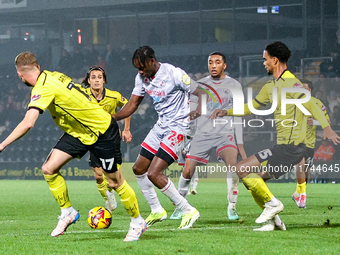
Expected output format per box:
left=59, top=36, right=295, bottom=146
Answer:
left=0, top=180, right=339, bottom=254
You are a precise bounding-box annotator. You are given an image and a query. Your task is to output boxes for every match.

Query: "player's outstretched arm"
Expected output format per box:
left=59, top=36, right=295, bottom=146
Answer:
left=122, top=116, right=132, bottom=143
left=114, top=95, right=143, bottom=121
left=323, top=126, right=340, bottom=145
left=0, top=108, right=40, bottom=152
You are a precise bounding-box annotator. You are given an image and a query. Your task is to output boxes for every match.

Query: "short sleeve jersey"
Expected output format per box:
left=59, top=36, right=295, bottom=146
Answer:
left=195, top=75, right=243, bottom=134
left=28, top=71, right=111, bottom=145
left=255, top=70, right=307, bottom=145
left=132, top=63, right=197, bottom=129
left=306, top=97, right=330, bottom=149
left=86, top=87, right=128, bottom=115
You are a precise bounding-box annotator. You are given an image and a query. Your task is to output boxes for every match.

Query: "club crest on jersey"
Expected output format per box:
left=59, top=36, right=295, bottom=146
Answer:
left=31, top=94, right=41, bottom=101
left=293, top=82, right=303, bottom=88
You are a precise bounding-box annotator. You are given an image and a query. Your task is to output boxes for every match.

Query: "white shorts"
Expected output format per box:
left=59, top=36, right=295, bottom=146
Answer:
left=142, top=122, right=186, bottom=161
left=187, top=133, right=237, bottom=164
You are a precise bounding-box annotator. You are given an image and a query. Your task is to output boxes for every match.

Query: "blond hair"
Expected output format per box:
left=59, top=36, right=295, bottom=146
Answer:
left=15, top=52, right=38, bottom=72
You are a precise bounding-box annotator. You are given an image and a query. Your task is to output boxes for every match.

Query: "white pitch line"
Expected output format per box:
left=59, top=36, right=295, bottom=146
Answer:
left=1, top=223, right=326, bottom=237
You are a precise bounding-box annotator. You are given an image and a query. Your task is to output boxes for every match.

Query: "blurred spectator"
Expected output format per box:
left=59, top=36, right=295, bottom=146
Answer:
left=314, top=139, right=336, bottom=161
left=327, top=90, right=340, bottom=113
left=56, top=49, right=72, bottom=75
left=333, top=105, right=340, bottom=127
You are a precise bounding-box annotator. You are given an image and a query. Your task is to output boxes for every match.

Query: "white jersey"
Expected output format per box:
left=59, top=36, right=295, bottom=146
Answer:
left=194, top=75, right=243, bottom=134
left=132, top=62, right=197, bottom=129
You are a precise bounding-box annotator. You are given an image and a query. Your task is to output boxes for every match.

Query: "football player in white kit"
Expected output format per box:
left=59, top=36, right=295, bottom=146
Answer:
left=114, top=46, right=205, bottom=229
left=170, top=52, right=247, bottom=220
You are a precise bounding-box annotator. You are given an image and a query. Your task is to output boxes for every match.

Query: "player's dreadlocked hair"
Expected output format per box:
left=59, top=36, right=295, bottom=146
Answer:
left=265, top=41, right=291, bottom=64
left=82, top=66, right=107, bottom=88
left=15, top=52, right=38, bottom=71
left=132, top=46, right=157, bottom=67
left=209, top=51, right=226, bottom=63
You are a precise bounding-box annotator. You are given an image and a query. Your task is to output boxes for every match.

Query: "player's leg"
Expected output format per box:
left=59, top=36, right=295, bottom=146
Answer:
left=148, top=153, right=200, bottom=229
left=104, top=168, right=146, bottom=241
left=91, top=153, right=117, bottom=212
left=134, top=126, right=167, bottom=225
left=42, top=148, right=80, bottom=237
left=133, top=152, right=167, bottom=226
left=170, top=158, right=198, bottom=220
left=292, top=157, right=307, bottom=208
left=220, top=148, right=239, bottom=220
left=236, top=155, right=283, bottom=224
left=92, top=119, right=146, bottom=241
left=190, top=168, right=199, bottom=195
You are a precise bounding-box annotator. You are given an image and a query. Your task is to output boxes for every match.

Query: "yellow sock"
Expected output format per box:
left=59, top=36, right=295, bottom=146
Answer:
left=242, top=173, right=273, bottom=203
left=116, top=180, right=140, bottom=218
left=97, top=178, right=109, bottom=202
left=297, top=182, right=307, bottom=194
left=44, top=173, right=71, bottom=209
left=249, top=190, right=264, bottom=209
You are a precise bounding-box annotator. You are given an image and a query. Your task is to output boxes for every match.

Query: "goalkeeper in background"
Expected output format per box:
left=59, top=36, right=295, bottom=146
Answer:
left=0, top=52, right=146, bottom=241
left=82, top=65, right=132, bottom=212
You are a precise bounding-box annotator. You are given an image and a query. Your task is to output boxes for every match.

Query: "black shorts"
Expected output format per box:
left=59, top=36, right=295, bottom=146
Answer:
left=304, top=147, right=315, bottom=171
left=54, top=119, right=122, bottom=173
left=255, top=143, right=306, bottom=179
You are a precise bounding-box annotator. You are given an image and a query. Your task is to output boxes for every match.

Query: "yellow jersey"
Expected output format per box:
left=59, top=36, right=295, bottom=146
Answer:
left=227, top=70, right=330, bottom=145
left=28, top=70, right=111, bottom=145
left=306, top=97, right=330, bottom=149
left=86, top=88, right=128, bottom=115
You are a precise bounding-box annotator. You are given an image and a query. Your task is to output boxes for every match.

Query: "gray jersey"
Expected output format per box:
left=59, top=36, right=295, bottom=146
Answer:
left=194, top=75, right=243, bottom=134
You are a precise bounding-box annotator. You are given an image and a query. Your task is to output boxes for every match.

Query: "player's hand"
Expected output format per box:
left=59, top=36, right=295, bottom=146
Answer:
left=111, top=114, right=117, bottom=120
left=209, top=109, right=227, bottom=120
left=122, top=130, right=132, bottom=144
left=307, top=118, right=313, bottom=126
left=323, top=126, right=340, bottom=145
left=189, top=110, right=201, bottom=120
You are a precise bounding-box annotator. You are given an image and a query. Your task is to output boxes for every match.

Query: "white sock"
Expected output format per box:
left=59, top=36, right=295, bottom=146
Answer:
left=130, top=215, right=144, bottom=226
left=161, top=178, right=193, bottom=214
left=227, top=171, right=239, bottom=210
left=178, top=173, right=191, bottom=198
left=61, top=206, right=75, bottom=217
left=265, top=196, right=280, bottom=207
left=136, top=172, right=163, bottom=214
left=191, top=170, right=199, bottom=190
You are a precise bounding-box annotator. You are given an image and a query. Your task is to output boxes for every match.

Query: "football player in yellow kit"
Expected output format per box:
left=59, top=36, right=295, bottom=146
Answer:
left=0, top=52, right=146, bottom=241
left=211, top=41, right=340, bottom=231
left=83, top=66, right=132, bottom=213
left=292, top=78, right=331, bottom=208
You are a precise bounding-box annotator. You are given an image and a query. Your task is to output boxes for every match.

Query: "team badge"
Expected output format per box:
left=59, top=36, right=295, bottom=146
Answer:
left=293, top=83, right=303, bottom=88
left=31, top=94, right=41, bottom=101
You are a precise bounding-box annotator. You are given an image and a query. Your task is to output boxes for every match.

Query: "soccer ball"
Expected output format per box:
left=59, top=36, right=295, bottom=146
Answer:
left=87, top=206, right=112, bottom=229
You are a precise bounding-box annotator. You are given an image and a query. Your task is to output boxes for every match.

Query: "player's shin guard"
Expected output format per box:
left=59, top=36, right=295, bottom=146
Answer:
left=178, top=173, right=191, bottom=198
left=116, top=180, right=140, bottom=218
left=97, top=177, right=110, bottom=201
left=242, top=173, right=273, bottom=203
left=297, top=181, right=306, bottom=194
left=136, top=172, right=163, bottom=213
left=227, top=171, right=239, bottom=209
left=249, top=190, right=264, bottom=209
left=161, top=178, right=192, bottom=214
left=44, top=173, right=71, bottom=209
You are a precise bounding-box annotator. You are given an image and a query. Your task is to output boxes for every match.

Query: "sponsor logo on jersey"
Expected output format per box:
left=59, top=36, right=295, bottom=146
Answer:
left=31, top=94, right=41, bottom=101
left=182, top=74, right=191, bottom=85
